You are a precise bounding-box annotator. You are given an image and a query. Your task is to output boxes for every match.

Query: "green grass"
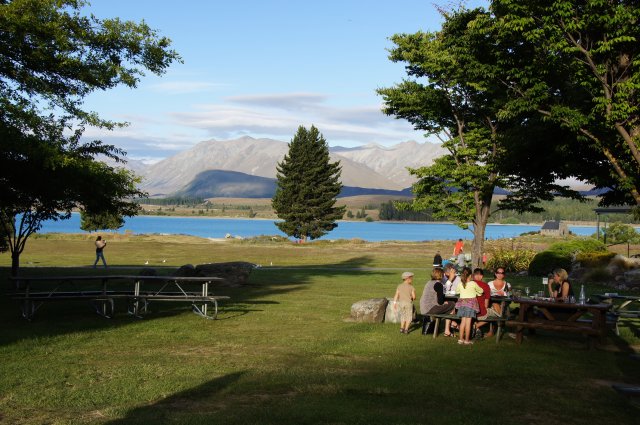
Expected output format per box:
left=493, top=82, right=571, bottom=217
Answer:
left=1, top=236, right=639, bottom=424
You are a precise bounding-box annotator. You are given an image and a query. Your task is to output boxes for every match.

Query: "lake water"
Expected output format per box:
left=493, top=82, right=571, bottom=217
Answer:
left=36, top=213, right=598, bottom=242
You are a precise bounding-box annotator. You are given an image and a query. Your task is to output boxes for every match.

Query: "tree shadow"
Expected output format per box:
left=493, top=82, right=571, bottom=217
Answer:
left=104, top=371, right=247, bottom=425
left=0, top=255, right=379, bottom=347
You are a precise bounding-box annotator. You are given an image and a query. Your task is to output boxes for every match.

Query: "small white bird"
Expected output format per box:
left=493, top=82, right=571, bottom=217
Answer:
left=144, top=260, right=149, bottom=265
left=162, top=259, right=166, bottom=263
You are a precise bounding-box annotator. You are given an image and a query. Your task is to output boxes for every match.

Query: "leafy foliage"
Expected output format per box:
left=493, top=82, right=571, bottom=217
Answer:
left=486, top=246, right=537, bottom=273
left=491, top=0, right=640, bottom=206
left=0, top=0, right=180, bottom=274
left=528, top=238, right=608, bottom=276
left=80, top=210, right=125, bottom=232
left=602, top=222, right=640, bottom=244
left=272, top=126, right=345, bottom=241
left=378, top=7, right=580, bottom=267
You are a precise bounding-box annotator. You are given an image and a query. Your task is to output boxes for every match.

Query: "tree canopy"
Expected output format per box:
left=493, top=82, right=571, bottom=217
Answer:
left=272, top=125, right=345, bottom=241
left=0, top=0, right=181, bottom=274
left=378, top=7, right=580, bottom=266
left=491, top=0, right=640, bottom=208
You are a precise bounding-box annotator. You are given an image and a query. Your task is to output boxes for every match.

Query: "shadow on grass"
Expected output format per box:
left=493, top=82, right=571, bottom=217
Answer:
left=0, top=255, right=379, bottom=346
left=105, top=371, right=247, bottom=425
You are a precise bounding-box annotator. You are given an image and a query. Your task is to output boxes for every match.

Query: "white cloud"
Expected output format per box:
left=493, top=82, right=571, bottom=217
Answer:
left=171, top=95, right=423, bottom=145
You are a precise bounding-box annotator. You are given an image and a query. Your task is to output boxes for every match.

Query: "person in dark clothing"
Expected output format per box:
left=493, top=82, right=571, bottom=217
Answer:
left=419, top=267, right=455, bottom=335
left=433, top=251, right=443, bottom=267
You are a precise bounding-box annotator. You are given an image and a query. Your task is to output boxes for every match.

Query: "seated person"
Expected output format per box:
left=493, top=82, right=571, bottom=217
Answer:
left=419, top=267, right=456, bottom=335
left=474, top=268, right=500, bottom=338
left=487, top=267, right=511, bottom=315
left=443, top=263, right=462, bottom=293
left=548, top=268, right=574, bottom=301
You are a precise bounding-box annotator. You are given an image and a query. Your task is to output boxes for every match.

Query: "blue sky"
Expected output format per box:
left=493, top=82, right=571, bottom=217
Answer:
left=82, top=0, right=488, bottom=163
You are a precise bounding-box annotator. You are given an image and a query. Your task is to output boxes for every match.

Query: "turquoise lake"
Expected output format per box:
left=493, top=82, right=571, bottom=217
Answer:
left=37, top=213, right=598, bottom=242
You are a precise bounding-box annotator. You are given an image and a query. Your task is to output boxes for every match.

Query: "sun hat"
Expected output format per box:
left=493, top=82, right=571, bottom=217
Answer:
left=401, top=271, right=414, bottom=280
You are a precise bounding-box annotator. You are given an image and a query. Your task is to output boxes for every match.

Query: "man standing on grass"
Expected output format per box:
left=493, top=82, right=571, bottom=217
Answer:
left=94, top=236, right=107, bottom=268
left=453, top=238, right=464, bottom=256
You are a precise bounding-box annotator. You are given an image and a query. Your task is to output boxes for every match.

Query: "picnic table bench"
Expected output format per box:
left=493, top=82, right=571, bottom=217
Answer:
left=8, top=275, right=228, bottom=320
left=593, top=293, right=640, bottom=336
left=429, top=295, right=511, bottom=343
left=506, top=297, right=612, bottom=348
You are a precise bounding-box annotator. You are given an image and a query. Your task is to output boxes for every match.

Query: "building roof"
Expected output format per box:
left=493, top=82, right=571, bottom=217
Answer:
left=541, top=220, right=561, bottom=230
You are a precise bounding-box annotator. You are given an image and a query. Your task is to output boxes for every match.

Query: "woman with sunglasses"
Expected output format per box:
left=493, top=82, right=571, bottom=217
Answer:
left=484, top=267, right=511, bottom=337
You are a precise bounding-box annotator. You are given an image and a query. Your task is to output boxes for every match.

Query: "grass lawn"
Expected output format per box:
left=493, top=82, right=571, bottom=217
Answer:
left=1, top=235, right=639, bottom=424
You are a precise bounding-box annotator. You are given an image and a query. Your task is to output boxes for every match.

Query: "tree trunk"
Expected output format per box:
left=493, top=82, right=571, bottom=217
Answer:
left=471, top=191, right=492, bottom=269
left=11, top=251, right=20, bottom=277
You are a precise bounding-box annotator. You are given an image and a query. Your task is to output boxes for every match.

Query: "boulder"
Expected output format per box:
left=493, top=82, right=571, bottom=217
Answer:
left=384, top=298, right=417, bottom=323
left=350, top=298, right=388, bottom=323
left=194, top=261, right=255, bottom=287
left=173, top=264, right=197, bottom=277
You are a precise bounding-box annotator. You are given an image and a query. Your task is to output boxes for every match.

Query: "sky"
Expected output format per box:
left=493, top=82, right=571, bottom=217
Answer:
left=82, top=0, right=488, bottom=163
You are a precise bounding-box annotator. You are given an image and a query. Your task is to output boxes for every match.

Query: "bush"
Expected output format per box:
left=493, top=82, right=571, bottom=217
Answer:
left=528, top=238, right=608, bottom=276
left=581, top=267, right=612, bottom=283
left=486, top=247, right=537, bottom=273
left=528, top=251, right=572, bottom=276
left=575, top=251, right=616, bottom=268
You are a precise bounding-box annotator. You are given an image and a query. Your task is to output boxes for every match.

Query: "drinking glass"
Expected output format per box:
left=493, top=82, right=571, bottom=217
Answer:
left=525, top=287, right=530, bottom=297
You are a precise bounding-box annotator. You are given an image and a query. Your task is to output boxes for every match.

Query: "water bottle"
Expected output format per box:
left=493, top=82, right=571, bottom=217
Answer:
left=579, top=284, right=586, bottom=305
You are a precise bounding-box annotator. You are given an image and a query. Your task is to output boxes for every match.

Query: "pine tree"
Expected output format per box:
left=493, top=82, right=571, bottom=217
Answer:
left=272, top=125, right=345, bottom=241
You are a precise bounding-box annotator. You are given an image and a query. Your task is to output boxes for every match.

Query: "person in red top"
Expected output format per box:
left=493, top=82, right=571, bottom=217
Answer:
left=453, top=238, right=464, bottom=256
left=471, top=268, right=491, bottom=339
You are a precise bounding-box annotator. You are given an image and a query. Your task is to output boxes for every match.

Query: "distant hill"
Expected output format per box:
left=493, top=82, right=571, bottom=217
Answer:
left=104, top=135, right=603, bottom=199
left=137, top=136, right=446, bottom=196
left=172, top=169, right=414, bottom=199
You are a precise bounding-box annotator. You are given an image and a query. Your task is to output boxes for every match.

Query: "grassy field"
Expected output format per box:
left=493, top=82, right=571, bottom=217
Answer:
left=1, top=235, right=639, bottom=424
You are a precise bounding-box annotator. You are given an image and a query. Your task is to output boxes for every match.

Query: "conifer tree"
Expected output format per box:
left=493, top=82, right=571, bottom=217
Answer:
left=272, top=125, right=345, bottom=241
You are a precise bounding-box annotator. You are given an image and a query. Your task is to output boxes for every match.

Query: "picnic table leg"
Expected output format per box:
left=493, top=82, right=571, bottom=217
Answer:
left=432, top=317, right=440, bottom=338
left=515, top=303, right=528, bottom=345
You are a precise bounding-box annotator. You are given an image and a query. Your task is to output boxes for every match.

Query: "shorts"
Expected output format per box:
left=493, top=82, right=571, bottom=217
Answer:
left=478, top=307, right=500, bottom=320
left=396, top=301, right=413, bottom=322
left=457, top=306, right=477, bottom=318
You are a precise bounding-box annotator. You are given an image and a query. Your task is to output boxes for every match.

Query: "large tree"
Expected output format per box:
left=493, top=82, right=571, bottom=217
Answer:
left=272, top=125, right=345, bottom=241
left=80, top=210, right=125, bottom=233
left=378, top=8, right=580, bottom=267
left=491, top=0, right=640, bottom=208
left=0, top=0, right=180, bottom=275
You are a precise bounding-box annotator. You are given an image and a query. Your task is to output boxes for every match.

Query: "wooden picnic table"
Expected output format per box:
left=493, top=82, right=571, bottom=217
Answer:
left=593, top=293, right=640, bottom=335
left=506, top=297, right=612, bottom=347
left=8, top=275, right=228, bottom=320
left=430, top=295, right=512, bottom=343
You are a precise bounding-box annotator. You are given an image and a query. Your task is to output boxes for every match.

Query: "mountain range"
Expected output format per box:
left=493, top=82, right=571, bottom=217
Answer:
left=127, top=136, right=446, bottom=198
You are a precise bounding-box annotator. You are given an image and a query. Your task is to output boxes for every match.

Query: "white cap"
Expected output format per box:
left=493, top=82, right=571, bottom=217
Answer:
left=401, top=271, right=414, bottom=280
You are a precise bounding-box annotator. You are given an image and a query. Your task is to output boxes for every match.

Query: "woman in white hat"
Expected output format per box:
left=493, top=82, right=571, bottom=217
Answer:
left=393, top=271, right=416, bottom=334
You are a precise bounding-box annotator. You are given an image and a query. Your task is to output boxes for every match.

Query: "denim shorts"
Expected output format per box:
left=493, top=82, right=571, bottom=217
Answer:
left=457, top=306, right=477, bottom=318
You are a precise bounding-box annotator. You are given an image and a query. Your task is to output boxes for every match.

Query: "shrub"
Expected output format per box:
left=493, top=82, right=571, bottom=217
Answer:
left=575, top=251, right=616, bottom=268
left=528, top=238, right=608, bottom=276
left=486, top=247, right=537, bottom=273
left=528, top=251, right=572, bottom=276
left=581, top=267, right=612, bottom=283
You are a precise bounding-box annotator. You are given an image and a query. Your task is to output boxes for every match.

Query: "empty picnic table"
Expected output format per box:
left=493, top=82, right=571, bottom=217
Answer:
left=8, top=275, right=228, bottom=320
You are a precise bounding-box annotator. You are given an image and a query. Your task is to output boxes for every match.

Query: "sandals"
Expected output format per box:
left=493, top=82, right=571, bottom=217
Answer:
left=443, top=332, right=456, bottom=337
